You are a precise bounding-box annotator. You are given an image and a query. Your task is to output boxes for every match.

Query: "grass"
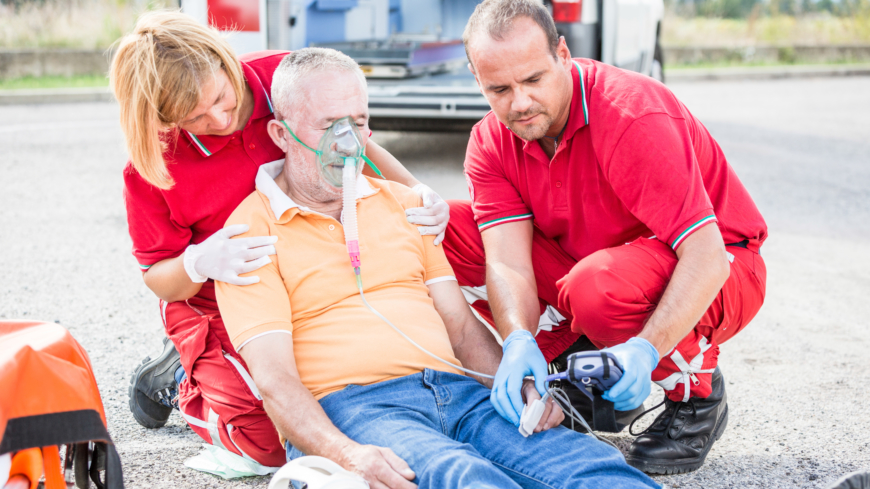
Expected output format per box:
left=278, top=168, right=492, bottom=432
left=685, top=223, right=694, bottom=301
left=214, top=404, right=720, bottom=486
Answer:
left=665, top=58, right=870, bottom=69
left=662, top=11, right=870, bottom=47
left=2, top=0, right=868, bottom=50
left=0, top=74, right=109, bottom=90
left=0, top=0, right=172, bottom=49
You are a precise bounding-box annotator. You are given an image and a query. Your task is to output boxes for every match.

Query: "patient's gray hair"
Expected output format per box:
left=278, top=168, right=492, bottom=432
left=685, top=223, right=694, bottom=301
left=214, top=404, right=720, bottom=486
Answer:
left=271, top=47, right=367, bottom=121
left=462, top=0, right=560, bottom=69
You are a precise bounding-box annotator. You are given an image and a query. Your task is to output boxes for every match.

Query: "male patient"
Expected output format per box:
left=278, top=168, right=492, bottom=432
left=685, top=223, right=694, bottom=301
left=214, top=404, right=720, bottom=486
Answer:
left=216, top=48, right=658, bottom=489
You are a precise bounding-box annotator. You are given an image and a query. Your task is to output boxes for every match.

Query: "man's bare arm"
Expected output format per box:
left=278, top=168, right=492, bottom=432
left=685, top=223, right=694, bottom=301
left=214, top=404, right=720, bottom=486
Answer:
left=426, top=280, right=501, bottom=386
left=427, top=279, right=565, bottom=431
left=638, top=224, right=731, bottom=356
left=240, top=334, right=416, bottom=489
left=480, top=220, right=540, bottom=339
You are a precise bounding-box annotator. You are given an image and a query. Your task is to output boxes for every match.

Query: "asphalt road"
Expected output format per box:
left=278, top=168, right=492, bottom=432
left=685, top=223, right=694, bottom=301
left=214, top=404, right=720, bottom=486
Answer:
left=1, top=75, right=869, bottom=488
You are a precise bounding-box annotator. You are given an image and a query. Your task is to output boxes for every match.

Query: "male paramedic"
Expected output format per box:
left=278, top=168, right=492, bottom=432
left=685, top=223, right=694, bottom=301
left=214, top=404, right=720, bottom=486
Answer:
left=215, top=47, right=660, bottom=489
left=444, top=0, right=768, bottom=475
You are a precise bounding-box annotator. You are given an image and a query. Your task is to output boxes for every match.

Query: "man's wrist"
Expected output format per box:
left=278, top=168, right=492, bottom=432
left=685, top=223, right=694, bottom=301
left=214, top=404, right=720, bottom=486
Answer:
left=334, top=438, right=363, bottom=469
left=636, top=329, right=668, bottom=359
left=502, top=329, right=536, bottom=351
left=628, top=337, right=661, bottom=368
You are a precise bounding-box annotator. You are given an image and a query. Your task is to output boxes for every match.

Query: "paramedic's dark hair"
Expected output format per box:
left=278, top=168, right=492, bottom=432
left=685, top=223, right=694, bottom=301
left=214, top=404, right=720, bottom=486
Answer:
left=462, top=0, right=561, bottom=70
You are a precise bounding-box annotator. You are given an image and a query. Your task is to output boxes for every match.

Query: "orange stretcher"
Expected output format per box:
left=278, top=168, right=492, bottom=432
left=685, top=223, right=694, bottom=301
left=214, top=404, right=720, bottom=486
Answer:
left=0, top=321, right=124, bottom=489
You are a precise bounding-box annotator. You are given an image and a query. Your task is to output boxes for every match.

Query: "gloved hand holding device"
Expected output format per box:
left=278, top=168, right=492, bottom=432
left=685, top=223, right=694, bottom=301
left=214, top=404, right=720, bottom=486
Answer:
left=406, top=184, right=450, bottom=246
left=601, top=337, right=660, bottom=411
left=183, top=224, right=278, bottom=286
left=490, top=330, right=549, bottom=426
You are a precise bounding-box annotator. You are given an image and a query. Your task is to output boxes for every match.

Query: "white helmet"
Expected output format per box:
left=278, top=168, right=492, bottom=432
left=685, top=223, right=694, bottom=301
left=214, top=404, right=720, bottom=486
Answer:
left=268, top=456, right=369, bottom=489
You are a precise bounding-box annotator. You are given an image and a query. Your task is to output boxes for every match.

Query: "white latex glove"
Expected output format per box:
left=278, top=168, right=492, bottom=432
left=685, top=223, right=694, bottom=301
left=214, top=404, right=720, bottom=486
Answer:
left=406, top=184, right=450, bottom=246
left=183, top=224, right=278, bottom=286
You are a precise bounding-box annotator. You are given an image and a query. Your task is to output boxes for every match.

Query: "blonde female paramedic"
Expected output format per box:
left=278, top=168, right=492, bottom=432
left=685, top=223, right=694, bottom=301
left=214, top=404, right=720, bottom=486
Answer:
left=111, top=11, right=450, bottom=468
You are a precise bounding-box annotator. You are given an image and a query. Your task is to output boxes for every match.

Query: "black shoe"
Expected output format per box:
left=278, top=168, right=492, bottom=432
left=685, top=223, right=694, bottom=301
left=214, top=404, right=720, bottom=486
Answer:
left=625, top=367, right=728, bottom=475
left=549, top=336, right=644, bottom=433
left=128, top=337, right=181, bottom=429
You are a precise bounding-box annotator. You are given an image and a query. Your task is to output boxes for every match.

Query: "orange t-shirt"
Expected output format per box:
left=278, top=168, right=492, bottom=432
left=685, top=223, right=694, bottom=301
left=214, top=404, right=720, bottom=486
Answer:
left=216, top=160, right=462, bottom=400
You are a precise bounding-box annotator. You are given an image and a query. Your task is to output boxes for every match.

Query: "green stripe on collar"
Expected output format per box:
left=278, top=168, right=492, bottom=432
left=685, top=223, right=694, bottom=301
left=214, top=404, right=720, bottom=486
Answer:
left=572, top=61, right=589, bottom=126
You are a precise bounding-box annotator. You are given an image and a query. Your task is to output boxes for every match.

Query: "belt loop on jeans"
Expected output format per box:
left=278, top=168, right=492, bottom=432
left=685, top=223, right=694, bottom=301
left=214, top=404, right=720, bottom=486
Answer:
left=422, top=368, right=434, bottom=388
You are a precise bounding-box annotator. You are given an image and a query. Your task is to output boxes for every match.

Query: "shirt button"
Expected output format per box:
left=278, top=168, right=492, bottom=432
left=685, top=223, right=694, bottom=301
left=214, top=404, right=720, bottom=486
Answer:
left=249, top=143, right=256, bottom=150
left=555, top=181, right=562, bottom=188
left=328, top=225, right=335, bottom=231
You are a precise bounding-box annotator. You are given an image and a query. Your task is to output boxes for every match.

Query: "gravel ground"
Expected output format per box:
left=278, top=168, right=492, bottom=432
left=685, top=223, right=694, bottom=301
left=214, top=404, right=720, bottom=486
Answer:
left=1, top=76, right=869, bottom=488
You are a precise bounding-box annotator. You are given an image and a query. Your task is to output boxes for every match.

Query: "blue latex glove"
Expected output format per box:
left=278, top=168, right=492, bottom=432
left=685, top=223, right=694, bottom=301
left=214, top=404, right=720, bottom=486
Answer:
left=601, top=337, right=660, bottom=411
left=490, top=330, right=548, bottom=426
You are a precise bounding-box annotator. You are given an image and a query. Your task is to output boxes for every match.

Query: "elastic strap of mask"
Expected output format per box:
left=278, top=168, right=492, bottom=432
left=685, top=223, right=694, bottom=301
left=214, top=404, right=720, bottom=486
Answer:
left=361, top=155, right=385, bottom=180
left=280, top=120, right=319, bottom=154
left=281, top=120, right=385, bottom=180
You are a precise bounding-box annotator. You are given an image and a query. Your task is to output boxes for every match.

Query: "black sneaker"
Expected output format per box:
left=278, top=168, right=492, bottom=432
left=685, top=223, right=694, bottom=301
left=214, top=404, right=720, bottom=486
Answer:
left=549, top=336, right=644, bottom=433
left=128, top=337, right=181, bottom=429
left=625, top=367, right=728, bottom=474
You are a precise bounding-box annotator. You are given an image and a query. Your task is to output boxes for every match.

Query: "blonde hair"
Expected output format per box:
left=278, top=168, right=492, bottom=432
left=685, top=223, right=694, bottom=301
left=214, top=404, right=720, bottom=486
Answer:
left=110, top=10, right=244, bottom=189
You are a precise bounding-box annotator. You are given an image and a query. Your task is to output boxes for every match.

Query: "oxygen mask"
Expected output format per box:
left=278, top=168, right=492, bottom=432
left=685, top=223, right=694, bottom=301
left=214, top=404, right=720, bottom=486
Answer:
left=280, top=117, right=382, bottom=188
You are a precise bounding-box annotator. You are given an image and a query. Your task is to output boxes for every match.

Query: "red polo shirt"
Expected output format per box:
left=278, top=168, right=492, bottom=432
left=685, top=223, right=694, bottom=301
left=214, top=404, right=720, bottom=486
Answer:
left=465, top=58, right=767, bottom=262
left=124, top=51, right=288, bottom=273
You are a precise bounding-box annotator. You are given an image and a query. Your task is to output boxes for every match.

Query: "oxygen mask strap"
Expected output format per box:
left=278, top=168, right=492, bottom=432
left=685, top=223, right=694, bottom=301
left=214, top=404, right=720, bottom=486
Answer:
left=280, top=119, right=384, bottom=179
left=280, top=120, right=318, bottom=153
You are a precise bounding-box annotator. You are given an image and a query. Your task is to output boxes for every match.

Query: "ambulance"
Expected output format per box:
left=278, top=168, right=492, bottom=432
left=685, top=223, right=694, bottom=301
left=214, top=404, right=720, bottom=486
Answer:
left=182, top=0, right=664, bottom=131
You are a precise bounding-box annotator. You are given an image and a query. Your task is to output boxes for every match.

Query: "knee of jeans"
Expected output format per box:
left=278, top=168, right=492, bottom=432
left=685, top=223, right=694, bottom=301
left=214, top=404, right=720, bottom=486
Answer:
left=421, top=446, right=494, bottom=476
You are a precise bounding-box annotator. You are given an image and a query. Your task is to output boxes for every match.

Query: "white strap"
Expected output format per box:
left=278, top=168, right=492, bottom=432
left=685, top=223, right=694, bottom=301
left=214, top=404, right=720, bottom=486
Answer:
left=654, top=337, right=716, bottom=401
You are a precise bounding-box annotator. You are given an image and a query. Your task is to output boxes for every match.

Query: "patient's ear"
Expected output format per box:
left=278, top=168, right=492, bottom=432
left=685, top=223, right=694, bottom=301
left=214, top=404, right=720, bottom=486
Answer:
left=267, top=120, right=289, bottom=152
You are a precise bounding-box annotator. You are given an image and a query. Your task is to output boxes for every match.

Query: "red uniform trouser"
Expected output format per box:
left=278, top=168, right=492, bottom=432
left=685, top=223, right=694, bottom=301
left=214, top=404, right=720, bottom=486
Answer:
left=443, top=201, right=767, bottom=402
left=161, top=282, right=285, bottom=467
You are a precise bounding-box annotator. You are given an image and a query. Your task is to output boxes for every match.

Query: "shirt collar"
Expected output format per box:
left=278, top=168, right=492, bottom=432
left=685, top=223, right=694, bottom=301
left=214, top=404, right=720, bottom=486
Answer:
left=255, top=159, right=378, bottom=222
left=519, top=59, right=589, bottom=152
left=183, top=60, right=275, bottom=158
left=564, top=60, right=590, bottom=137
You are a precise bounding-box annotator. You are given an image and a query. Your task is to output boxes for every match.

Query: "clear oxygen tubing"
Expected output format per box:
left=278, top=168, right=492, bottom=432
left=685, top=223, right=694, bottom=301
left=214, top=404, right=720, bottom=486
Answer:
left=342, top=158, right=361, bottom=273
left=340, top=159, right=494, bottom=380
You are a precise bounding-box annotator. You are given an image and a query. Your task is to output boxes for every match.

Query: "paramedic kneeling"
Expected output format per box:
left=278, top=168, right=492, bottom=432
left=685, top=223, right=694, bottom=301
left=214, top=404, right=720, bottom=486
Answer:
left=215, top=48, right=659, bottom=489
left=444, top=0, right=768, bottom=475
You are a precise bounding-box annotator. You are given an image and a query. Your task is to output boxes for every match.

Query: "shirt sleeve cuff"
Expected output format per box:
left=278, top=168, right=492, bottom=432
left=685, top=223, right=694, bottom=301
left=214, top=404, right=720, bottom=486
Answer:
left=230, top=321, right=294, bottom=351
left=669, top=212, right=718, bottom=250
left=237, top=330, right=293, bottom=352
left=135, top=249, right=186, bottom=272
left=424, top=276, right=457, bottom=286
left=476, top=212, right=534, bottom=231
left=424, top=266, right=456, bottom=283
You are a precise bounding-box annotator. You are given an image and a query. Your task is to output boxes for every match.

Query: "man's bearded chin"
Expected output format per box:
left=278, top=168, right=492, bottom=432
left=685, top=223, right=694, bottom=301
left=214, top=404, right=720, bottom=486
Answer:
left=287, top=146, right=342, bottom=202
left=506, top=107, right=554, bottom=141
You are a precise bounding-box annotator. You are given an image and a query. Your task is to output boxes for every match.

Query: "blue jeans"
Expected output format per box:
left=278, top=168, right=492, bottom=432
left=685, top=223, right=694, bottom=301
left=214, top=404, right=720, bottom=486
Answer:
left=286, top=369, right=659, bottom=489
